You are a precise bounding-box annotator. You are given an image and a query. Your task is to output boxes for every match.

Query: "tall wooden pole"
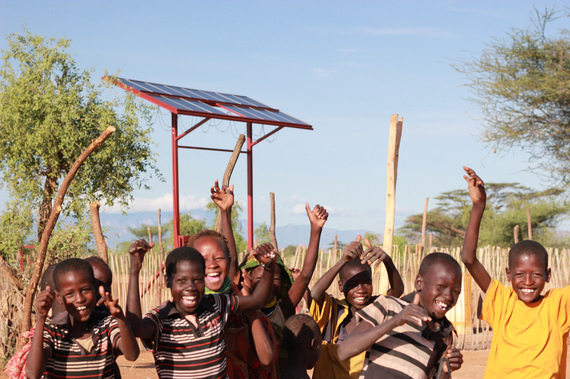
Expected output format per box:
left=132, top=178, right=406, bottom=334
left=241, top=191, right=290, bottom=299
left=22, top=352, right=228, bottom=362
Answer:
left=270, top=192, right=278, bottom=251
left=527, top=207, right=533, bottom=240
left=421, top=197, right=429, bottom=253
left=90, top=201, right=108, bottom=263
left=380, top=115, right=403, bottom=293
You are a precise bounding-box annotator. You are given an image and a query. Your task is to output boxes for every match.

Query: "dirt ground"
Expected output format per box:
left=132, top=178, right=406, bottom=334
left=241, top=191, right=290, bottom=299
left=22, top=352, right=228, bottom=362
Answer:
left=4, top=349, right=569, bottom=378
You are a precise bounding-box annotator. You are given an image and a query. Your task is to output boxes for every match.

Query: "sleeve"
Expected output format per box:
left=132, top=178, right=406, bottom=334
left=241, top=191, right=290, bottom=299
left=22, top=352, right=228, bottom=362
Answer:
left=481, top=279, right=508, bottom=327
left=42, top=323, right=54, bottom=356
left=355, top=296, right=389, bottom=327
left=106, top=316, right=121, bottom=355
left=549, top=285, right=570, bottom=332
left=309, top=292, right=334, bottom=332
left=141, top=309, right=162, bottom=352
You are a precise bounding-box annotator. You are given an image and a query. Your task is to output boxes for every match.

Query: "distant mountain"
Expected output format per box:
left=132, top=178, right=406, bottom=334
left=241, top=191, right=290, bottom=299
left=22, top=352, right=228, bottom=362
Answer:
left=99, top=210, right=379, bottom=249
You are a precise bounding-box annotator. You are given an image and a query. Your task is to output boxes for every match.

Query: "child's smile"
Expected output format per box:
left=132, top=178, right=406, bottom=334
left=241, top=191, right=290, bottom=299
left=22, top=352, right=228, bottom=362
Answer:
left=171, top=260, right=205, bottom=315
left=416, top=261, right=462, bottom=320
left=506, top=253, right=550, bottom=304
left=193, top=237, right=228, bottom=292
left=56, top=271, right=96, bottom=323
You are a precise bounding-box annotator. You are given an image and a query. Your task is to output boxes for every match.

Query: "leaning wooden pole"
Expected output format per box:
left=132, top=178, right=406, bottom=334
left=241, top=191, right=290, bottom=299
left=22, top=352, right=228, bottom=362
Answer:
left=514, top=225, right=520, bottom=244
left=527, top=207, right=533, bottom=240
left=18, top=126, right=115, bottom=350
left=216, top=134, right=246, bottom=232
left=421, top=197, right=429, bottom=253
left=90, top=201, right=108, bottom=263
left=380, top=115, right=403, bottom=292
left=270, top=192, right=278, bottom=251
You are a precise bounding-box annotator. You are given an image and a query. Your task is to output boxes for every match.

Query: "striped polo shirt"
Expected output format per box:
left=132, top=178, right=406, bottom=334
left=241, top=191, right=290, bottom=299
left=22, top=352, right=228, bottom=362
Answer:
left=142, top=294, right=238, bottom=379
left=356, top=294, right=454, bottom=379
left=42, top=310, right=122, bottom=378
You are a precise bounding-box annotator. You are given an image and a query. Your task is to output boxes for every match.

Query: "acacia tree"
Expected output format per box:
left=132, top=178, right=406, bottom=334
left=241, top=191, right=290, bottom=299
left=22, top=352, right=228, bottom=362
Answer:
left=0, top=28, right=159, bottom=246
left=454, top=8, right=570, bottom=183
left=399, top=182, right=569, bottom=247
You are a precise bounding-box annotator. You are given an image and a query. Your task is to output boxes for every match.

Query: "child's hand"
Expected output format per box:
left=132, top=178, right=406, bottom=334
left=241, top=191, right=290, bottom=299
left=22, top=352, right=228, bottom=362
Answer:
left=463, top=166, right=486, bottom=205
left=128, top=238, right=154, bottom=271
left=394, top=293, right=431, bottom=327
left=361, top=238, right=391, bottom=269
left=342, top=235, right=364, bottom=263
left=36, top=286, right=55, bottom=319
left=211, top=180, right=234, bottom=211
left=305, top=203, right=328, bottom=229
left=443, top=347, right=464, bottom=372
left=251, top=242, right=276, bottom=266
left=240, top=269, right=253, bottom=296
left=99, top=286, right=124, bottom=319
left=290, top=267, right=301, bottom=281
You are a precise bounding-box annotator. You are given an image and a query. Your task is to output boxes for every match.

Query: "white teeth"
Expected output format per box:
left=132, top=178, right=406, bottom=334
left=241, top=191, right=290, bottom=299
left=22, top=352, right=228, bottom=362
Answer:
left=207, top=273, right=220, bottom=277
left=436, top=301, right=449, bottom=310
left=76, top=306, right=86, bottom=311
left=183, top=296, right=197, bottom=300
left=521, top=289, right=534, bottom=294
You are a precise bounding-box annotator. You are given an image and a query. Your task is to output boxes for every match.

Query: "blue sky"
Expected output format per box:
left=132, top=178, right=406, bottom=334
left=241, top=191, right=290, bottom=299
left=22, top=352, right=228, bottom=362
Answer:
left=1, top=1, right=568, bottom=237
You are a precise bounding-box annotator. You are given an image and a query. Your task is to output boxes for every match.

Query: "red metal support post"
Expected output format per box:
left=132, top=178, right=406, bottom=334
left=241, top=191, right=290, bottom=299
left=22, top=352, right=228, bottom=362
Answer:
left=247, top=122, right=254, bottom=251
left=172, top=113, right=181, bottom=248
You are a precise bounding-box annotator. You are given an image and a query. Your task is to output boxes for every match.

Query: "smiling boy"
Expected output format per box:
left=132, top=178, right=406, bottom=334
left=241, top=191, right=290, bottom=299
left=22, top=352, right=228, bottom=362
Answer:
left=461, top=166, right=570, bottom=377
left=127, top=244, right=277, bottom=379
left=309, top=236, right=404, bottom=379
left=26, top=258, right=139, bottom=379
left=337, top=253, right=464, bottom=379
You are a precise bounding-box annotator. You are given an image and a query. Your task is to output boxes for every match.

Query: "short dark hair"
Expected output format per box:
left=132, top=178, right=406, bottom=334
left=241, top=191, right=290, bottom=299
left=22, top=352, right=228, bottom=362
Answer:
left=186, top=229, right=230, bottom=260
left=282, top=314, right=321, bottom=352
left=419, top=252, right=461, bottom=278
left=508, top=240, right=548, bottom=269
left=339, top=259, right=372, bottom=283
left=53, top=258, right=95, bottom=292
left=165, top=247, right=205, bottom=287
left=85, top=256, right=113, bottom=285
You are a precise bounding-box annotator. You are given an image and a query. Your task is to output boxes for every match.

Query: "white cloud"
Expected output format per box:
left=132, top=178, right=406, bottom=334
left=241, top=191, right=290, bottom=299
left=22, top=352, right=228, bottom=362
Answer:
left=102, top=193, right=209, bottom=213
left=291, top=203, right=307, bottom=215
left=313, top=68, right=336, bottom=78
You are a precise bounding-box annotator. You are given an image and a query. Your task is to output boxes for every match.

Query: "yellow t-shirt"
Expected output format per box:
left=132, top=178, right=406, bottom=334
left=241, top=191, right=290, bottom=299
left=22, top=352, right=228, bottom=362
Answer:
left=482, top=279, right=570, bottom=378
left=309, top=293, right=365, bottom=379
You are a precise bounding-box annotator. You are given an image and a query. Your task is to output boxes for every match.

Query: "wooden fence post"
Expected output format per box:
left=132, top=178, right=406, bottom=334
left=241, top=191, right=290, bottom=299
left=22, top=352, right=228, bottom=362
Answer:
left=527, top=207, right=533, bottom=240
left=421, top=197, right=429, bottom=253
left=270, top=192, right=278, bottom=251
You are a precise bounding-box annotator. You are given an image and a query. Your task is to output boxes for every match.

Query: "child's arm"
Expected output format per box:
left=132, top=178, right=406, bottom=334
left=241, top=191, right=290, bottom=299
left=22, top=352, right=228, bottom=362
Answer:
left=461, top=166, right=492, bottom=293
left=211, top=180, right=239, bottom=281
left=99, top=287, right=140, bottom=361
left=281, top=203, right=328, bottom=318
left=246, top=311, right=275, bottom=366
left=310, top=236, right=362, bottom=306
left=361, top=239, right=405, bottom=297
left=337, top=293, right=430, bottom=361
left=26, top=287, right=55, bottom=379
left=238, top=243, right=277, bottom=313
left=126, top=239, right=157, bottom=339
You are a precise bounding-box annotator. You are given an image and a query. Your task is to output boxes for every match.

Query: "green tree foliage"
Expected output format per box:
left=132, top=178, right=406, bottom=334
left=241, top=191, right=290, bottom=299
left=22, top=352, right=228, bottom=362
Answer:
left=254, top=222, right=272, bottom=245
left=205, top=200, right=248, bottom=252
left=399, top=182, right=569, bottom=248
left=0, top=202, right=34, bottom=262
left=128, top=223, right=169, bottom=242
left=170, top=212, right=208, bottom=246
left=454, top=8, right=570, bottom=183
left=363, top=232, right=380, bottom=246
left=0, top=27, right=159, bottom=251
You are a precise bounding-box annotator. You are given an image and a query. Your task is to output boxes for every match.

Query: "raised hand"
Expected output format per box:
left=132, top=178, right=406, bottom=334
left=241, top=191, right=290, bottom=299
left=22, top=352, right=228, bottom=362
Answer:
left=342, top=235, right=364, bottom=263
left=251, top=242, right=276, bottom=266
left=128, top=238, right=154, bottom=271
left=99, top=286, right=124, bottom=318
left=394, top=293, right=431, bottom=327
left=463, top=166, right=486, bottom=204
left=361, top=238, right=390, bottom=269
left=36, top=286, right=55, bottom=319
left=211, top=180, right=234, bottom=211
left=305, top=203, right=328, bottom=229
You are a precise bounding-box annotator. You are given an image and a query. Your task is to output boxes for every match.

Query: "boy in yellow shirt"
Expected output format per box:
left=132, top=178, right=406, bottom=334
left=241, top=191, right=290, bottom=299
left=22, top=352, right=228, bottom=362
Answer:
left=462, top=166, right=570, bottom=378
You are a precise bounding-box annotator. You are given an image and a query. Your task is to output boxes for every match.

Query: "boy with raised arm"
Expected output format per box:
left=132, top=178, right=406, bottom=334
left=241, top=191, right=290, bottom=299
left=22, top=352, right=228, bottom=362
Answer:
left=309, top=235, right=404, bottom=379
left=127, top=242, right=277, bottom=379
left=461, top=166, right=570, bottom=377
left=337, top=253, right=464, bottom=379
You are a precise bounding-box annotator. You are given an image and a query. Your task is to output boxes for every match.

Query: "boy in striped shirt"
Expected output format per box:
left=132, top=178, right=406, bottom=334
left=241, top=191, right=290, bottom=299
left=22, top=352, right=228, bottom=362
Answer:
left=26, top=258, right=139, bottom=379
left=127, top=243, right=277, bottom=379
left=337, top=253, right=464, bottom=379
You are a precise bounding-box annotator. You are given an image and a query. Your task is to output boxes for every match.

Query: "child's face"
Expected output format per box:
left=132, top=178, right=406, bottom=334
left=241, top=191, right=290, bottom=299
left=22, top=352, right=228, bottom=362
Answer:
left=170, top=260, right=205, bottom=315
left=91, top=263, right=112, bottom=294
left=506, top=253, right=550, bottom=304
left=415, top=261, right=462, bottom=320
left=339, top=266, right=373, bottom=311
left=193, top=237, right=229, bottom=292
left=56, top=270, right=97, bottom=323
left=251, top=265, right=282, bottom=300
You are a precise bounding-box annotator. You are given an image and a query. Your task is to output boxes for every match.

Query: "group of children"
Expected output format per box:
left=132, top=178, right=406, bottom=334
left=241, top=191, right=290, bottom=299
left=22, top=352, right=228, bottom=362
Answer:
left=12, top=168, right=570, bottom=378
